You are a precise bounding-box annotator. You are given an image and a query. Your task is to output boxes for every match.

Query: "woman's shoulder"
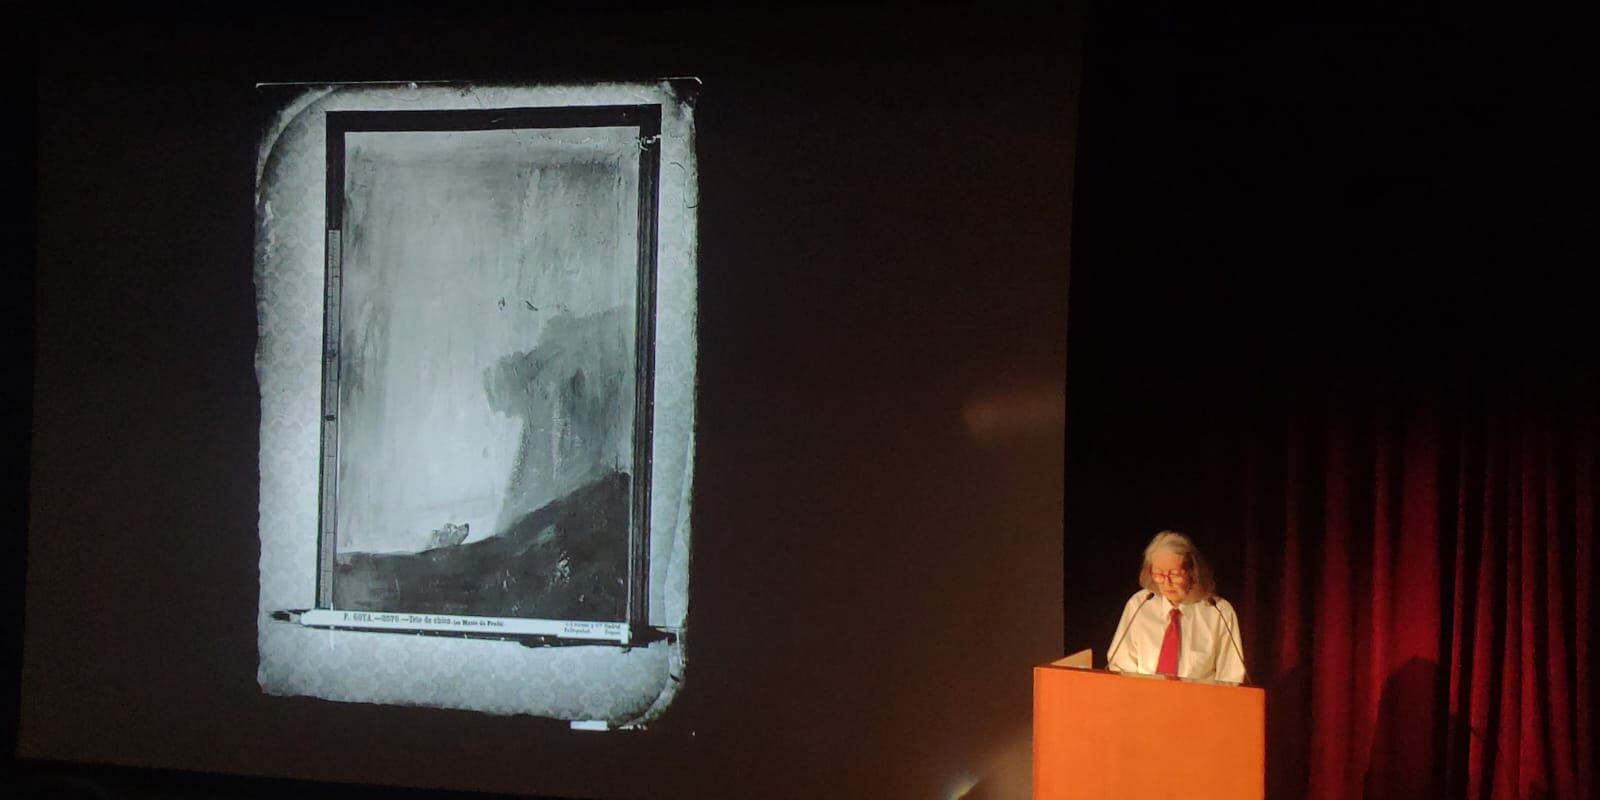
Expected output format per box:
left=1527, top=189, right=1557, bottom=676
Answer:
left=1121, top=590, right=1153, bottom=610
left=1205, top=595, right=1240, bottom=617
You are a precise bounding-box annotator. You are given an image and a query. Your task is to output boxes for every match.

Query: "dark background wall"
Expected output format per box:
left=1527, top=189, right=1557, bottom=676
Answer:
left=10, top=5, right=1075, bottom=800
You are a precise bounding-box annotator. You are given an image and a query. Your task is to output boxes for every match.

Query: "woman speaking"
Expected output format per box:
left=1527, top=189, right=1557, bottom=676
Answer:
left=1106, top=530, right=1248, bottom=684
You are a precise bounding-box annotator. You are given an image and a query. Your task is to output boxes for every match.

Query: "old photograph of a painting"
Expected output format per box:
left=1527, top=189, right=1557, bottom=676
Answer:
left=256, top=84, right=695, bottom=722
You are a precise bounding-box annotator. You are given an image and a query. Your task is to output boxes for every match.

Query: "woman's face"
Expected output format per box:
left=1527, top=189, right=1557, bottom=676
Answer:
left=1149, top=549, right=1191, bottom=604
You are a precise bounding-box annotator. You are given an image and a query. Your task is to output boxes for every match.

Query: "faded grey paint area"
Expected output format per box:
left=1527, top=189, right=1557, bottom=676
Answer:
left=335, top=127, right=639, bottom=557
left=485, top=307, right=634, bottom=533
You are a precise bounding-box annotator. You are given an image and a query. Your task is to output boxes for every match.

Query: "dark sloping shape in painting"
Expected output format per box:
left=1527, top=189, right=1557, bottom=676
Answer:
left=333, top=471, right=630, bottom=621
left=484, top=308, right=633, bottom=532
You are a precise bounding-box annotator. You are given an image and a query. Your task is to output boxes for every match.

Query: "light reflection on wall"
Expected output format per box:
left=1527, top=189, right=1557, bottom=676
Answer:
left=963, top=383, right=1066, bottom=444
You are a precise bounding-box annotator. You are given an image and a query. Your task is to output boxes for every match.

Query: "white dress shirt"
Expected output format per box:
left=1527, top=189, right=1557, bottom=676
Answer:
left=1105, top=590, right=1247, bottom=684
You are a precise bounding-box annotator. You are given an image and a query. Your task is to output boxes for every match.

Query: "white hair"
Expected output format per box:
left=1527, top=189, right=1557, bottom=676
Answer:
left=1137, top=530, right=1216, bottom=601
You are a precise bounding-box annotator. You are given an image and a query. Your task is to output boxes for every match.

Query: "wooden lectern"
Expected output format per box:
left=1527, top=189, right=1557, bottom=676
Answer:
left=1033, top=651, right=1265, bottom=799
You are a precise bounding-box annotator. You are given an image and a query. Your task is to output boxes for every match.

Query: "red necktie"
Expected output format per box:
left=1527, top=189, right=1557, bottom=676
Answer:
left=1156, top=607, right=1182, bottom=677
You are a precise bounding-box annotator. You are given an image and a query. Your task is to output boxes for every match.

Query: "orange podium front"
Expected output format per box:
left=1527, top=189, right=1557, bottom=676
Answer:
left=1033, top=659, right=1264, bottom=800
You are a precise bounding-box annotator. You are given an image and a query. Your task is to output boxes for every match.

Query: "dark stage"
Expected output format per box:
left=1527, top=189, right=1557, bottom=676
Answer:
left=10, top=3, right=1595, bottom=800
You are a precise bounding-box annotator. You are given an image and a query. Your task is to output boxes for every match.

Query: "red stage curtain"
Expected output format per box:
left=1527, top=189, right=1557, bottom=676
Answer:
left=1235, top=370, right=1595, bottom=800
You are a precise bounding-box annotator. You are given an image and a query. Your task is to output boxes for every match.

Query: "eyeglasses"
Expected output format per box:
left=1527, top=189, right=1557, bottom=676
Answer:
left=1150, top=568, right=1189, bottom=583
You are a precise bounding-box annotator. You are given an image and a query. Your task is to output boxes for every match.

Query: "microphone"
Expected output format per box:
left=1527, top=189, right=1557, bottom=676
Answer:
left=1106, top=591, right=1155, bottom=671
left=1208, top=596, right=1250, bottom=685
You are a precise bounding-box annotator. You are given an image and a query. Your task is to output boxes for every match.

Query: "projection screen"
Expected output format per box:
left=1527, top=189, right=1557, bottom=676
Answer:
left=253, top=82, right=697, bottom=726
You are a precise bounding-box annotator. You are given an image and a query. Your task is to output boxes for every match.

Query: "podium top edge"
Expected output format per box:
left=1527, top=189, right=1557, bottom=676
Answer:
left=1033, top=664, right=1263, bottom=691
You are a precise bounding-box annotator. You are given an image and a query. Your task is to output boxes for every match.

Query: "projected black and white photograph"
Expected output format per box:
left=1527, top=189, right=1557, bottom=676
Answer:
left=255, top=84, right=697, bottom=724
